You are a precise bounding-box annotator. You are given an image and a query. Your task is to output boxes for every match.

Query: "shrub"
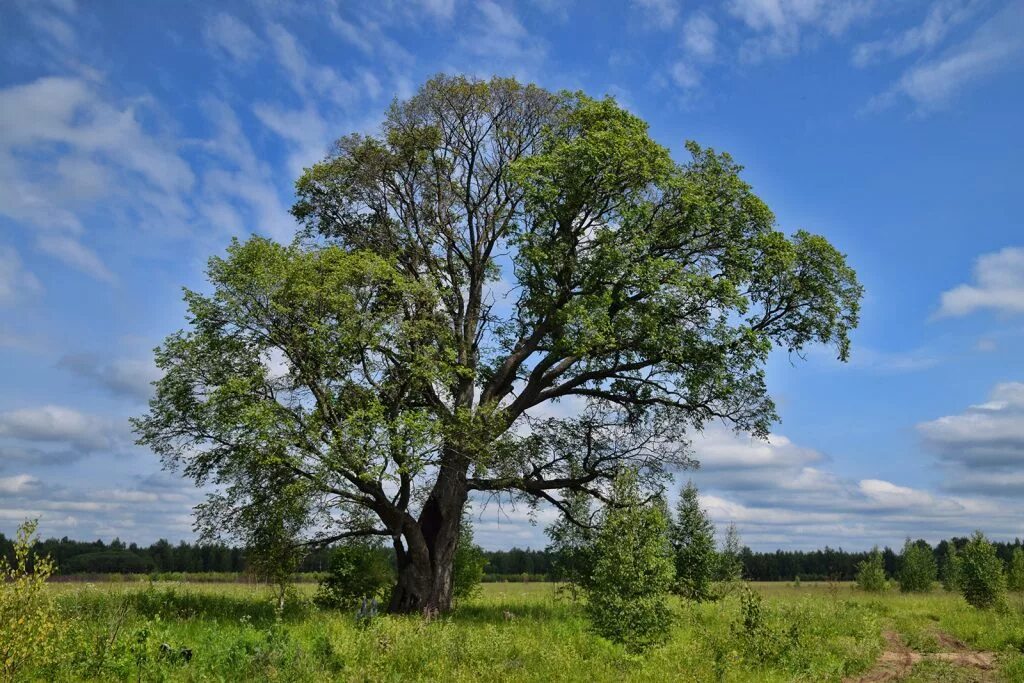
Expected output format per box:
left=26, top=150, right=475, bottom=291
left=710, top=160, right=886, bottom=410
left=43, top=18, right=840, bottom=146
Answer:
left=452, top=512, right=487, bottom=602
left=959, top=531, right=1006, bottom=609
left=940, top=543, right=962, bottom=592
left=545, top=487, right=596, bottom=600
left=1007, top=547, right=1024, bottom=592
left=669, top=481, right=717, bottom=601
left=0, top=520, right=63, bottom=682
left=314, top=542, right=394, bottom=609
left=896, top=539, right=936, bottom=593
left=583, top=470, right=675, bottom=653
left=716, top=523, right=744, bottom=584
left=855, top=547, right=887, bottom=592
left=731, top=585, right=799, bottom=665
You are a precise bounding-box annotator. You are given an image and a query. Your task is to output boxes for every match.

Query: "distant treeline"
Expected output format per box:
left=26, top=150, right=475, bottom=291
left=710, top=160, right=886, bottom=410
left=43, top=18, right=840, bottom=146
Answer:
left=0, top=535, right=335, bottom=575
left=5, top=533, right=1023, bottom=581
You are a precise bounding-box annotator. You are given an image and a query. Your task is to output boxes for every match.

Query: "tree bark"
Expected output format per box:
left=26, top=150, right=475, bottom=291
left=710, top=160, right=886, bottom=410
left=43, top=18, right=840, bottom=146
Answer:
left=387, top=449, right=468, bottom=614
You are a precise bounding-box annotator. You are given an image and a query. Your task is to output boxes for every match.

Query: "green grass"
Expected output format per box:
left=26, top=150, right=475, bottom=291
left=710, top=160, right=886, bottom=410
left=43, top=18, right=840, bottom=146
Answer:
left=19, top=581, right=1024, bottom=681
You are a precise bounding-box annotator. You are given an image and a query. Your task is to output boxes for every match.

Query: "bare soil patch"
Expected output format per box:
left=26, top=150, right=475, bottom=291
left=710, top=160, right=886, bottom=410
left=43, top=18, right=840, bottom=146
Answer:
left=845, top=629, right=997, bottom=682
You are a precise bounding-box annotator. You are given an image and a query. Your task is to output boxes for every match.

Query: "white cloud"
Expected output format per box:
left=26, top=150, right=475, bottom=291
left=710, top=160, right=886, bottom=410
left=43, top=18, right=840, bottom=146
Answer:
left=633, top=0, right=680, bottom=28
left=416, top=0, right=456, bottom=21
left=36, top=235, right=116, bottom=283
left=918, top=381, right=1024, bottom=467
left=869, top=1, right=1024, bottom=111
left=727, top=0, right=878, bottom=62
left=0, top=245, right=43, bottom=305
left=669, top=61, right=702, bottom=89
left=0, top=474, right=40, bottom=494
left=0, top=76, right=195, bottom=281
left=57, top=354, right=161, bottom=402
left=204, top=13, right=260, bottom=64
left=937, top=247, right=1024, bottom=317
left=200, top=99, right=294, bottom=241
left=0, top=405, right=123, bottom=452
left=852, top=0, right=980, bottom=67
left=463, top=1, right=547, bottom=66
left=682, top=13, right=718, bottom=60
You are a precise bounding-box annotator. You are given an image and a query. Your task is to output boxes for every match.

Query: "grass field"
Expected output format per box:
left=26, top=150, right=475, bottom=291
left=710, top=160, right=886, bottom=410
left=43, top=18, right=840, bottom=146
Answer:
left=21, top=581, right=1024, bottom=681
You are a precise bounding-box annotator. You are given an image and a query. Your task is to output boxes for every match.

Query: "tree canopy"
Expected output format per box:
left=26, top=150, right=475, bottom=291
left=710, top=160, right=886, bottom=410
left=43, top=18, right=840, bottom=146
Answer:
left=135, top=74, right=861, bottom=613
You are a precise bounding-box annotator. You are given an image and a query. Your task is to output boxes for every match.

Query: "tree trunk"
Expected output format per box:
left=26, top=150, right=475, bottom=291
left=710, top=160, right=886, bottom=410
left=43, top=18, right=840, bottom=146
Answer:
left=388, top=450, right=468, bottom=614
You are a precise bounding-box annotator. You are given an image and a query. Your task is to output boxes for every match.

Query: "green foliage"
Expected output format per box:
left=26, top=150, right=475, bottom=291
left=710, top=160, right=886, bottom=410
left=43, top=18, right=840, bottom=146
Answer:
left=0, top=520, right=63, bottom=682
left=13, top=579, right=1024, bottom=680
left=452, top=513, right=487, bottom=602
left=855, top=547, right=888, bottom=592
left=137, top=73, right=862, bottom=614
left=959, top=531, right=1006, bottom=609
left=545, top=478, right=596, bottom=600
left=730, top=585, right=800, bottom=666
left=583, top=470, right=675, bottom=653
left=717, top=523, right=745, bottom=584
left=669, top=481, right=718, bottom=601
left=940, top=543, right=962, bottom=592
left=896, top=539, right=937, bottom=593
left=64, top=551, right=154, bottom=574
left=1007, top=547, right=1024, bottom=592
left=314, top=542, right=394, bottom=609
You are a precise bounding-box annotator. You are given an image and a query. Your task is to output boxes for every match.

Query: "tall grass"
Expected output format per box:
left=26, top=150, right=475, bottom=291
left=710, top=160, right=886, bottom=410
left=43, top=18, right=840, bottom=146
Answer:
left=15, top=582, right=1024, bottom=681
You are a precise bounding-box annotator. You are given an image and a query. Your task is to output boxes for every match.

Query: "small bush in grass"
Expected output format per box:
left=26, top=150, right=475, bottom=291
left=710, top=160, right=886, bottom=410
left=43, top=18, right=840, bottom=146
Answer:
left=583, top=470, right=675, bottom=653
left=0, top=520, right=64, bottom=681
left=731, top=585, right=799, bottom=666
left=1007, top=547, right=1024, bottom=592
left=959, top=530, right=1006, bottom=609
left=855, top=547, right=887, bottom=592
left=452, top=511, right=487, bottom=602
left=314, top=542, right=393, bottom=609
left=896, top=538, right=936, bottom=593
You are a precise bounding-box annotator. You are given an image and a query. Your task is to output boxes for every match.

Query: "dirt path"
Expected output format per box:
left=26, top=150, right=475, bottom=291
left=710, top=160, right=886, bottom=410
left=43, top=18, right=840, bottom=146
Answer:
left=844, top=629, right=997, bottom=682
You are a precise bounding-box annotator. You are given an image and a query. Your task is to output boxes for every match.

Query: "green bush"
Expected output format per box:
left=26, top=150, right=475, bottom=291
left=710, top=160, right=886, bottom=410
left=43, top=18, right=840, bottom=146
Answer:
left=583, top=470, right=675, bottom=653
left=731, top=585, right=799, bottom=665
left=669, top=481, right=717, bottom=601
left=314, top=542, right=394, bottom=609
left=1007, top=547, right=1024, bottom=592
left=896, top=539, right=936, bottom=593
left=855, top=546, right=887, bottom=592
left=940, top=543, right=962, bottom=592
left=0, top=520, right=64, bottom=681
left=452, top=512, right=487, bottom=602
left=959, top=530, right=1006, bottom=609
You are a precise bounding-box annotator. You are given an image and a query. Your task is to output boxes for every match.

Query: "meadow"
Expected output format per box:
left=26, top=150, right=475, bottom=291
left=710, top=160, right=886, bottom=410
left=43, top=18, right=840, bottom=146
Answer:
left=19, top=580, right=1024, bottom=682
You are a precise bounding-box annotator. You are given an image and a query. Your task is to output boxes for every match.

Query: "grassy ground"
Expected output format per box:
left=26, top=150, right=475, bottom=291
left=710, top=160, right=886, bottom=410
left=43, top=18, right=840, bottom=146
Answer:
left=19, top=581, right=1024, bottom=681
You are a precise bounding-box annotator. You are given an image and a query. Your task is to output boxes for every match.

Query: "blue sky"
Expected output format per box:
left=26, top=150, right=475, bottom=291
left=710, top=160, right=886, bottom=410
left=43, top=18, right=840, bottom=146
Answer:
left=1, top=0, right=1022, bottom=551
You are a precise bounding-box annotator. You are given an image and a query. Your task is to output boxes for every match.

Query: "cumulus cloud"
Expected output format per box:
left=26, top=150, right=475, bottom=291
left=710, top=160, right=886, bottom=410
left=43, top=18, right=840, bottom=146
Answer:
left=57, top=353, right=161, bottom=402
left=936, top=247, right=1024, bottom=317
left=682, top=12, right=718, bottom=60
left=0, top=405, right=125, bottom=452
left=0, top=474, right=41, bottom=494
left=918, top=381, right=1024, bottom=467
left=0, top=467, right=204, bottom=542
